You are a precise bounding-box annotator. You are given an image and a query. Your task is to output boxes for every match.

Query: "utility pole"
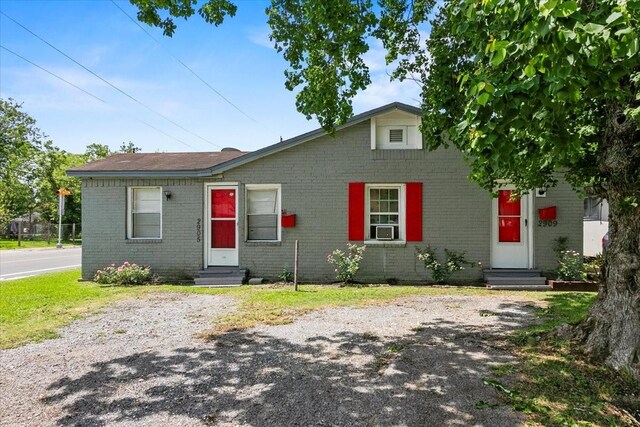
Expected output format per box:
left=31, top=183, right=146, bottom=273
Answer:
left=56, top=188, right=71, bottom=249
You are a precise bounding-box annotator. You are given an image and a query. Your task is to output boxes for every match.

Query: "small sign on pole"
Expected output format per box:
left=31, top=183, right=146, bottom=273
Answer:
left=56, top=188, right=70, bottom=249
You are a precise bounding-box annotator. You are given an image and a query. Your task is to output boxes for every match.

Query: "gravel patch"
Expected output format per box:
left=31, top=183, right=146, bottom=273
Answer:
left=0, top=293, right=540, bottom=427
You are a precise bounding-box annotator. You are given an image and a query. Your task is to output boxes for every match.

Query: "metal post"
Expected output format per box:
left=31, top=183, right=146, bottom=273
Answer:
left=72, top=223, right=76, bottom=243
left=56, top=193, right=63, bottom=248
left=18, top=220, right=22, bottom=247
left=294, top=240, right=299, bottom=291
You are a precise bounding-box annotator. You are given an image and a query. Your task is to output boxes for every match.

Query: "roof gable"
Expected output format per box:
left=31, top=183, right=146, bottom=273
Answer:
left=209, top=102, right=421, bottom=174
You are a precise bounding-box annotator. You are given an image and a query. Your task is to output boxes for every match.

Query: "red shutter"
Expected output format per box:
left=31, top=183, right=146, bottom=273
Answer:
left=406, top=182, right=423, bottom=242
left=348, top=182, right=365, bottom=241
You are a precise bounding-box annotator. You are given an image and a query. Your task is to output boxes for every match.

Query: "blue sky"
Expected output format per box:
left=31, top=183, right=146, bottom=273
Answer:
left=0, top=1, right=422, bottom=154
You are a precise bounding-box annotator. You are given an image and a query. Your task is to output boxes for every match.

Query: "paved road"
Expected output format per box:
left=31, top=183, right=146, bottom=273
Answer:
left=0, top=247, right=82, bottom=280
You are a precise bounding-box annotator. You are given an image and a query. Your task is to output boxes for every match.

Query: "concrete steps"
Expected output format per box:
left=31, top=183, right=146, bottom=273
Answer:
left=193, top=267, right=247, bottom=287
left=487, top=284, right=551, bottom=291
left=483, top=269, right=549, bottom=290
left=483, top=269, right=542, bottom=279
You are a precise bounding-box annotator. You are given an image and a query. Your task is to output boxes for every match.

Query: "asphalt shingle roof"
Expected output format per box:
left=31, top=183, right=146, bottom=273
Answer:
left=68, top=150, right=248, bottom=174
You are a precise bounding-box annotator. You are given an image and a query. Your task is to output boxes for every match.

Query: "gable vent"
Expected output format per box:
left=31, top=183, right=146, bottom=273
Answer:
left=389, top=129, right=404, bottom=143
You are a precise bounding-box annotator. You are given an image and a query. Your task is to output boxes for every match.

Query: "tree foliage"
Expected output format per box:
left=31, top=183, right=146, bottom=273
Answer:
left=267, top=0, right=377, bottom=130
left=0, top=99, right=49, bottom=227
left=413, top=0, right=640, bottom=197
left=1, top=99, right=142, bottom=229
left=131, top=0, right=237, bottom=36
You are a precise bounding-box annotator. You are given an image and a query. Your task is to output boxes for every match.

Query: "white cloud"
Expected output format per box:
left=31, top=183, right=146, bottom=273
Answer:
left=362, top=39, right=388, bottom=72
left=247, top=26, right=273, bottom=49
left=354, top=72, right=421, bottom=111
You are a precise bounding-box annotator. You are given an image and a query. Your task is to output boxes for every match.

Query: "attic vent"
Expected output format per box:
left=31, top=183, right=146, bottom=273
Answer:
left=389, top=129, right=404, bottom=143
left=221, top=147, right=240, bottom=152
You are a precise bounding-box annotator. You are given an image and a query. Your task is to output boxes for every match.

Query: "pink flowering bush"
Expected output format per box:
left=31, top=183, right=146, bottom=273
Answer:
left=94, top=262, right=154, bottom=285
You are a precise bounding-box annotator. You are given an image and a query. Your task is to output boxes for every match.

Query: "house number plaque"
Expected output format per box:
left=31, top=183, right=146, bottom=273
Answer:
left=196, top=218, right=201, bottom=242
left=538, top=220, right=558, bottom=227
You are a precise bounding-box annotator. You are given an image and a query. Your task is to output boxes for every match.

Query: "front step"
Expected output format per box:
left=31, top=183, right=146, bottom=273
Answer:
left=483, top=269, right=542, bottom=279
left=193, top=277, right=244, bottom=287
left=193, top=267, right=247, bottom=287
left=487, top=284, right=551, bottom=291
left=484, top=268, right=548, bottom=290
left=485, top=276, right=548, bottom=286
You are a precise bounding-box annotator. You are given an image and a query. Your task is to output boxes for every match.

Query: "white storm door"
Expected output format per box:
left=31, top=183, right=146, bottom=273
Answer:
left=207, top=186, right=238, bottom=266
left=491, top=188, right=531, bottom=268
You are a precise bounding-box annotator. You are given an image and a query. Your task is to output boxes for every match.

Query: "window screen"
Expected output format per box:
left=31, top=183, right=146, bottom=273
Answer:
left=130, top=187, right=161, bottom=238
left=247, top=188, right=279, bottom=240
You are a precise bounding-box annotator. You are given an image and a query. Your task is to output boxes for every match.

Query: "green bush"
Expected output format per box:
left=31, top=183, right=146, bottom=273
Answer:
left=557, top=250, right=584, bottom=281
left=584, top=254, right=603, bottom=282
left=417, top=246, right=474, bottom=284
left=94, top=262, right=154, bottom=285
left=327, top=244, right=366, bottom=283
left=278, top=267, right=293, bottom=283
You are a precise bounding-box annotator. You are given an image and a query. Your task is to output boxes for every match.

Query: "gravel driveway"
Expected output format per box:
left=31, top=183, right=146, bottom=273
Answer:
left=0, top=292, right=540, bottom=427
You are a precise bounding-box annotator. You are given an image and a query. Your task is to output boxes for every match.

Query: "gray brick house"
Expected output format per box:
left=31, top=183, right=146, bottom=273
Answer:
left=68, top=102, right=583, bottom=284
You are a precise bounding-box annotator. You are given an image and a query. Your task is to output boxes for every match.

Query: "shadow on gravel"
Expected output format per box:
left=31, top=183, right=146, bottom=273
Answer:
left=43, top=302, right=535, bottom=426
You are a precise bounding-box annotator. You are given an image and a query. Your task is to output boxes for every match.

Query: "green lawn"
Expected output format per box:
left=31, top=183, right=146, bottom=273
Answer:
left=0, top=270, right=150, bottom=347
left=0, top=239, right=81, bottom=250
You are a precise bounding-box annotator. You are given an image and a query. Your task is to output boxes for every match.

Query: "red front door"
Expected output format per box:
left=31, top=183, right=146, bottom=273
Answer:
left=491, top=188, right=530, bottom=268
left=208, top=186, right=238, bottom=266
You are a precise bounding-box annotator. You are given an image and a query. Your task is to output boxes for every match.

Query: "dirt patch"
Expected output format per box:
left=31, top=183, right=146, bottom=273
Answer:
left=0, top=293, right=540, bottom=426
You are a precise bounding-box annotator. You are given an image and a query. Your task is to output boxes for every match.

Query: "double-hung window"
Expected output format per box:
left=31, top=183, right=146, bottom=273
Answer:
left=366, top=184, right=404, bottom=241
left=128, top=187, right=162, bottom=239
left=246, top=185, right=280, bottom=241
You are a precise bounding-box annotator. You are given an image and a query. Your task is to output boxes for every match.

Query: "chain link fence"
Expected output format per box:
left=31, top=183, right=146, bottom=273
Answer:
left=4, top=221, right=81, bottom=244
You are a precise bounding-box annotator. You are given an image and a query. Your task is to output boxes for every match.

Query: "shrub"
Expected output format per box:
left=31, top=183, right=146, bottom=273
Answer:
left=557, top=250, right=584, bottom=281
left=278, top=267, right=293, bottom=283
left=94, top=262, right=154, bottom=285
left=417, top=246, right=474, bottom=284
left=552, top=236, right=569, bottom=258
left=327, top=244, right=366, bottom=283
left=584, top=254, right=603, bottom=282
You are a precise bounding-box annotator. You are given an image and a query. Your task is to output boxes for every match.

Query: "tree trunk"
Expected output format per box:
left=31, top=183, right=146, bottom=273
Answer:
left=574, top=103, right=640, bottom=378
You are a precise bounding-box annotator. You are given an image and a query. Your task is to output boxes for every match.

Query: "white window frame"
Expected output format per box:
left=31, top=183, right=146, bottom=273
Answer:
left=245, top=184, right=281, bottom=242
left=365, top=184, right=406, bottom=243
left=127, top=186, right=162, bottom=239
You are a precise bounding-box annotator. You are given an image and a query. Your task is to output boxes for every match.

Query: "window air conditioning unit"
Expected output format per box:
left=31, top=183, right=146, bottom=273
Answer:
left=375, top=225, right=395, bottom=240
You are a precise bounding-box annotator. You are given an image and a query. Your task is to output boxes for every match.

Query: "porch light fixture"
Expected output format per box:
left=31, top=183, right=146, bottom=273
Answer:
left=163, top=190, right=172, bottom=201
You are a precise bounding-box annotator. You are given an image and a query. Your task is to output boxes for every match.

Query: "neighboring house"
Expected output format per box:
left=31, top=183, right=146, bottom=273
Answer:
left=583, top=196, right=609, bottom=256
left=68, top=102, right=583, bottom=284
